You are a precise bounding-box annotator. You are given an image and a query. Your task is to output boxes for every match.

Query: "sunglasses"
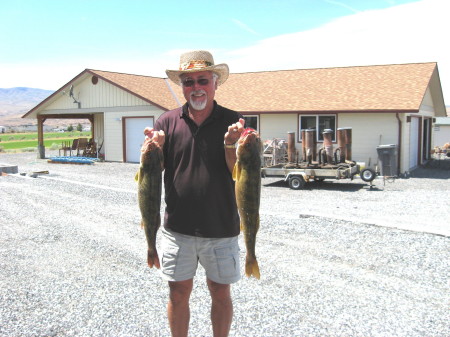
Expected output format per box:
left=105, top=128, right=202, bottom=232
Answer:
left=182, top=78, right=210, bottom=87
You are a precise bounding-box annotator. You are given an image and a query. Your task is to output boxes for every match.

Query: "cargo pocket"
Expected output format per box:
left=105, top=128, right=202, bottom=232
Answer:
left=214, top=245, right=239, bottom=279
left=161, top=244, right=179, bottom=276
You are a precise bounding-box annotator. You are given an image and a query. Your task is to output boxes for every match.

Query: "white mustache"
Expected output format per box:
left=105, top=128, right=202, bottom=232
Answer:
left=190, top=90, right=206, bottom=97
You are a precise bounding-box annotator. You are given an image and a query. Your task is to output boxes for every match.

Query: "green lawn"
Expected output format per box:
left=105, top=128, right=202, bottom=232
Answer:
left=0, top=132, right=92, bottom=151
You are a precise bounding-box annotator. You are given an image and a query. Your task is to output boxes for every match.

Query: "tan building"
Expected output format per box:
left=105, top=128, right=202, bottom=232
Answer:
left=23, top=62, right=447, bottom=174
left=433, top=117, right=450, bottom=148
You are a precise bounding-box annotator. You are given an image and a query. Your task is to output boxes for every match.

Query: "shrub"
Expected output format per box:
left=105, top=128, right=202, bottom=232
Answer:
left=49, top=143, right=60, bottom=150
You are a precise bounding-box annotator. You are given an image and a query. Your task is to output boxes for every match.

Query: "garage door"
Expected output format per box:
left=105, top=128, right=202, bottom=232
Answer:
left=124, top=117, right=154, bottom=163
left=409, top=117, right=419, bottom=169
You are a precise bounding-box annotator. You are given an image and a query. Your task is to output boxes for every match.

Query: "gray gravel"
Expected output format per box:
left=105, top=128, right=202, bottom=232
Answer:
left=1, top=151, right=449, bottom=337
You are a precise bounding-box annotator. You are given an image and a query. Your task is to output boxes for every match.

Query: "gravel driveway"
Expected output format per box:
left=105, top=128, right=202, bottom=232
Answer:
left=1, top=151, right=449, bottom=336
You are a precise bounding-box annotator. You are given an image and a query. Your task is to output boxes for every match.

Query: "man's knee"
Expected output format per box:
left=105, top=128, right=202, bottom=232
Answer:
left=207, top=279, right=231, bottom=301
left=169, top=279, right=193, bottom=303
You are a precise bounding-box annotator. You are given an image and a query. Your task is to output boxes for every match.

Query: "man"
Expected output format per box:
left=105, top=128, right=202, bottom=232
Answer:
left=144, top=50, right=245, bottom=337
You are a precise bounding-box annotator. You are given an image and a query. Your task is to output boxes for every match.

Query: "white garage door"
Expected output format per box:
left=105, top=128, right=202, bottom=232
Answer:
left=125, top=117, right=154, bottom=163
left=409, top=117, right=419, bottom=169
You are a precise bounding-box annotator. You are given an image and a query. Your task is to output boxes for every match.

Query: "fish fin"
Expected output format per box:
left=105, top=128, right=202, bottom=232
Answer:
left=136, top=167, right=145, bottom=184
left=245, top=258, right=260, bottom=280
left=232, top=162, right=241, bottom=181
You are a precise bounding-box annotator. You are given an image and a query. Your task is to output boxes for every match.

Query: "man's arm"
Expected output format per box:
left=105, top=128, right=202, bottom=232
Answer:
left=224, top=118, right=245, bottom=173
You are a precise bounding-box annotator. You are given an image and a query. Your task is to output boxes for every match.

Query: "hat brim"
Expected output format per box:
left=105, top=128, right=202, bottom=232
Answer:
left=165, top=63, right=229, bottom=86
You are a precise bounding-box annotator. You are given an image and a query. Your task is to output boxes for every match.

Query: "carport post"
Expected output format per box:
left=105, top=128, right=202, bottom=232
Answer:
left=37, top=116, right=46, bottom=159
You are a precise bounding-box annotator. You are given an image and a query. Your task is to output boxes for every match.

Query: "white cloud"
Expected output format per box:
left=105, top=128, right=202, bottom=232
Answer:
left=231, top=18, right=260, bottom=36
left=1, top=0, right=448, bottom=104
left=324, top=0, right=361, bottom=13
left=223, top=0, right=449, bottom=103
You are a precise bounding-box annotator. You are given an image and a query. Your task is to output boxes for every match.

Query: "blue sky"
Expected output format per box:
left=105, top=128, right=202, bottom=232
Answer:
left=1, top=0, right=448, bottom=103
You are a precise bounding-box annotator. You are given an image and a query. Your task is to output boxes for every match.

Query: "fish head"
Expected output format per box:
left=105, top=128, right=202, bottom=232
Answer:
left=140, top=138, right=162, bottom=165
left=236, top=128, right=262, bottom=163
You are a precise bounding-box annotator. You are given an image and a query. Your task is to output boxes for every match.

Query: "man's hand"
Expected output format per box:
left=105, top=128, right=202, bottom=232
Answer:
left=144, top=127, right=166, bottom=147
left=224, top=118, right=245, bottom=145
left=148, top=249, right=161, bottom=269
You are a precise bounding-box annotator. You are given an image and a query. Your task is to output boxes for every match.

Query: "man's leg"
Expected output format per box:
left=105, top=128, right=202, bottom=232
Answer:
left=168, top=279, right=193, bottom=337
left=207, top=278, right=233, bottom=337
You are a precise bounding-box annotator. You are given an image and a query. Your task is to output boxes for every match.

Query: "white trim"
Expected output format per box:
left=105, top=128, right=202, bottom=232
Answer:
left=298, top=114, right=337, bottom=142
left=38, top=105, right=156, bottom=115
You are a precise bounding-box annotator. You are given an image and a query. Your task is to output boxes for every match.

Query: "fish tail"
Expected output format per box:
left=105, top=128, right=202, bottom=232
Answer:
left=245, top=257, right=260, bottom=280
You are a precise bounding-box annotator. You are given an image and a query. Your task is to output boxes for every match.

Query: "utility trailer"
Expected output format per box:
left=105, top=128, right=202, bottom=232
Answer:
left=261, top=127, right=378, bottom=189
left=261, top=162, right=376, bottom=190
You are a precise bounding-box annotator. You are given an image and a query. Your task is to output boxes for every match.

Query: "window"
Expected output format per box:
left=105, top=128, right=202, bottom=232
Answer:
left=243, top=115, right=259, bottom=131
left=299, top=115, right=336, bottom=141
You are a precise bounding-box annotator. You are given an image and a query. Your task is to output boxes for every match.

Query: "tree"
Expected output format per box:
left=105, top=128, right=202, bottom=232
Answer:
left=67, top=124, right=74, bottom=132
left=76, top=123, right=82, bottom=132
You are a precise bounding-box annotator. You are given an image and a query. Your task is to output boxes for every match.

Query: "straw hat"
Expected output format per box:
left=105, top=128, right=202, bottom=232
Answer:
left=165, top=50, right=229, bottom=86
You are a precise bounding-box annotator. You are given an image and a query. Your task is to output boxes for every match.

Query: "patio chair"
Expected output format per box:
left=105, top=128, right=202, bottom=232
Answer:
left=70, top=139, right=79, bottom=156
left=84, top=138, right=97, bottom=157
left=59, top=141, right=72, bottom=156
left=76, top=138, right=89, bottom=156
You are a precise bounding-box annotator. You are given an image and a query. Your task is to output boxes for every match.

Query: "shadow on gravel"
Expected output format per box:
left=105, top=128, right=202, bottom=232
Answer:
left=302, top=181, right=373, bottom=192
left=408, top=159, right=450, bottom=179
left=262, top=179, right=379, bottom=192
left=262, top=180, right=287, bottom=188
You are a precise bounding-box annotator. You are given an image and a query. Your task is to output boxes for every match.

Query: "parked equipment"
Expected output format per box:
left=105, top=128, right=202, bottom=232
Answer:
left=261, top=128, right=377, bottom=190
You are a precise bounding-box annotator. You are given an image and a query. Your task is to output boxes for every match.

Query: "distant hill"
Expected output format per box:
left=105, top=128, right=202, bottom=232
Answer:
left=0, top=87, right=54, bottom=103
left=0, top=87, right=54, bottom=127
left=0, top=87, right=90, bottom=129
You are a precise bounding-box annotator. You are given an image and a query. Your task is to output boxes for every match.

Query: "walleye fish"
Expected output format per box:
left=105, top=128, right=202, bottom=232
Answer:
left=135, top=138, right=164, bottom=269
left=233, top=128, right=262, bottom=279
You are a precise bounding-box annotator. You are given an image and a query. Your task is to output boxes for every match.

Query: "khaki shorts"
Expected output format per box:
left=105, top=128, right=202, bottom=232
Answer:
left=160, top=227, right=241, bottom=284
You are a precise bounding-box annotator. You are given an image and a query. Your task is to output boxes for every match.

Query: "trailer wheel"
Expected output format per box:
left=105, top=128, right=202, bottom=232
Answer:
left=360, top=168, right=376, bottom=182
left=288, top=176, right=305, bottom=190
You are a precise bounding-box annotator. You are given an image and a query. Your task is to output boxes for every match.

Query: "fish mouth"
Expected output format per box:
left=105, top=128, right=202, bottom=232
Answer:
left=141, top=139, right=158, bottom=153
left=239, top=128, right=259, bottom=144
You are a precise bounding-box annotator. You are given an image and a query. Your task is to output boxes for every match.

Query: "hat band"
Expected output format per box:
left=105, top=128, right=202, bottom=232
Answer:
left=179, top=60, right=213, bottom=71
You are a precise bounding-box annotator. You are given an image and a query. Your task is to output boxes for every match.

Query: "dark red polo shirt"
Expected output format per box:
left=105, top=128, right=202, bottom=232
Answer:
left=154, top=101, right=242, bottom=238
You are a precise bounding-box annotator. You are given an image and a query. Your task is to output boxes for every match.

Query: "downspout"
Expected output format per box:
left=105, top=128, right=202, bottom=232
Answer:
left=164, top=79, right=182, bottom=107
left=396, top=113, right=402, bottom=175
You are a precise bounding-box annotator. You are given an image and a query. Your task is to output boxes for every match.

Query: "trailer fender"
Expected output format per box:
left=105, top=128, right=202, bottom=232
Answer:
left=285, top=172, right=309, bottom=182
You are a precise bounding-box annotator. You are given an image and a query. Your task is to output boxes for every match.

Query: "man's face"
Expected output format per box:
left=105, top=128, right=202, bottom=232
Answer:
left=180, top=71, right=217, bottom=112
